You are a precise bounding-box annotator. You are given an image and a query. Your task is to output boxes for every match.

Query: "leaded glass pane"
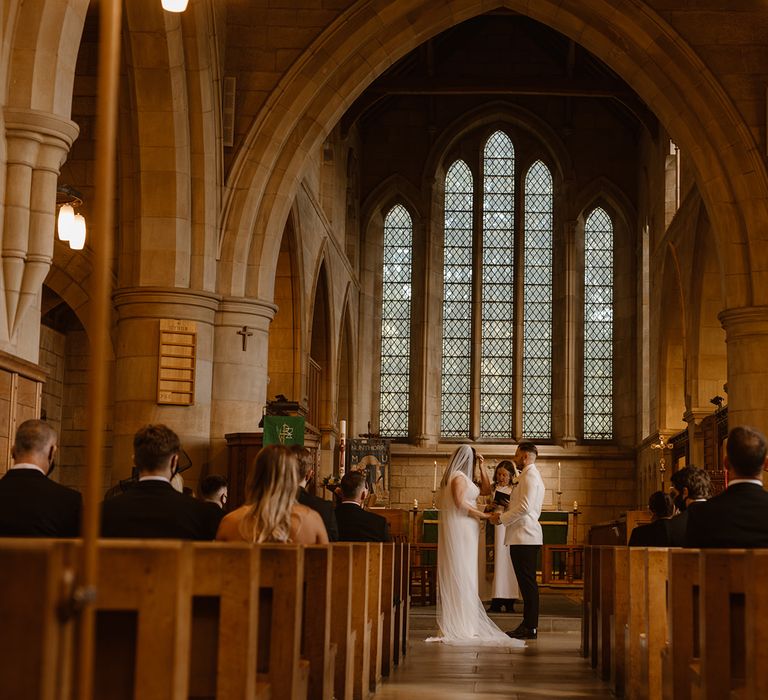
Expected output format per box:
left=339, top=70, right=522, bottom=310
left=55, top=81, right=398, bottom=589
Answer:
left=379, top=204, right=412, bottom=437
left=583, top=207, right=614, bottom=440
left=480, top=131, right=515, bottom=437
left=522, top=161, right=553, bottom=439
left=441, top=160, right=473, bottom=437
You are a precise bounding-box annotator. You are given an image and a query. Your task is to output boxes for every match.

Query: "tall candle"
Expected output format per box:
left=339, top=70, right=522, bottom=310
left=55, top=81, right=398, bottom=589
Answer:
left=558, top=461, right=561, bottom=493
left=433, top=461, right=438, bottom=491
left=338, top=420, right=346, bottom=477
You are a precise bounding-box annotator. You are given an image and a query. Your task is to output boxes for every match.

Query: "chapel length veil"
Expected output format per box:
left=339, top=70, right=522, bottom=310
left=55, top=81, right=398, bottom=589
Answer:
left=427, top=445, right=524, bottom=647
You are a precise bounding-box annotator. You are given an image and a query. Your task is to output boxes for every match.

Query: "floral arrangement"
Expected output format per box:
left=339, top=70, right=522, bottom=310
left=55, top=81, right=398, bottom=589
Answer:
left=322, top=474, right=342, bottom=494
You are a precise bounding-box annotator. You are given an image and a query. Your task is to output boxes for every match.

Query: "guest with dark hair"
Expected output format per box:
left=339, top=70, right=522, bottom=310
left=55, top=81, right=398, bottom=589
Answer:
left=291, top=445, right=337, bottom=541
left=335, top=471, right=391, bottom=542
left=101, top=424, right=222, bottom=540
left=198, top=474, right=228, bottom=509
left=216, top=444, right=328, bottom=544
left=666, top=466, right=711, bottom=546
left=628, top=491, right=675, bottom=546
left=0, top=419, right=81, bottom=537
left=685, top=426, right=768, bottom=548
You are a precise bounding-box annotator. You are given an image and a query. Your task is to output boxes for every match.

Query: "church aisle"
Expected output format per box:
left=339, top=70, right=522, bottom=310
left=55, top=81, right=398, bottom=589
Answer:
left=376, top=609, right=613, bottom=699
left=376, top=634, right=614, bottom=699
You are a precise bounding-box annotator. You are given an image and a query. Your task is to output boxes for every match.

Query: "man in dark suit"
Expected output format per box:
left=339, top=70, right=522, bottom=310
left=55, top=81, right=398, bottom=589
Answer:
left=101, top=424, right=221, bottom=539
left=666, top=466, right=711, bottom=547
left=0, top=419, right=81, bottom=537
left=685, top=425, right=768, bottom=548
left=335, top=471, right=391, bottom=542
left=291, top=446, right=338, bottom=541
left=628, top=491, right=675, bottom=546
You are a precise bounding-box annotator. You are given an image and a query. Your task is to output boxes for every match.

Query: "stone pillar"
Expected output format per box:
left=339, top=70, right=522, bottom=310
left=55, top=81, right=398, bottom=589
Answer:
left=112, top=287, right=219, bottom=485
left=718, top=306, right=768, bottom=428
left=209, top=296, right=277, bottom=471
left=683, top=408, right=711, bottom=468
left=2, top=107, right=79, bottom=361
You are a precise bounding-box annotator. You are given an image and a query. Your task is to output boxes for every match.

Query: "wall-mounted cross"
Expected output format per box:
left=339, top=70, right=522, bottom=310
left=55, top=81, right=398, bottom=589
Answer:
left=237, top=326, right=253, bottom=351
left=651, top=433, right=670, bottom=490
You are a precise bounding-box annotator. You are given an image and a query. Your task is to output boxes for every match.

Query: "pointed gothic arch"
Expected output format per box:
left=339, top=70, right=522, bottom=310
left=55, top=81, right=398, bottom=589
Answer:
left=219, top=0, right=766, bottom=319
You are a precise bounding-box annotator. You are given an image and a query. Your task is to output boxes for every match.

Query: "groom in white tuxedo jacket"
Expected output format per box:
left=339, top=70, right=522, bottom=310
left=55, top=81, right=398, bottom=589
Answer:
left=495, top=441, right=545, bottom=639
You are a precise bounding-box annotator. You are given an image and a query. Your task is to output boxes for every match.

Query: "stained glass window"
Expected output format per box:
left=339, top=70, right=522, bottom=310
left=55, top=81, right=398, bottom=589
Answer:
left=379, top=204, right=412, bottom=437
left=583, top=207, right=614, bottom=440
left=480, top=132, right=515, bottom=437
left=522, top=161, right=553, bottom=439
left=440, top=160, right=473, bottom=437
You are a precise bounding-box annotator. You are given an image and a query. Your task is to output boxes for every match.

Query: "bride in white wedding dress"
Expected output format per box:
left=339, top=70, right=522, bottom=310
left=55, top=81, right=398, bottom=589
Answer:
left=427, top=445, right=525, bottom=647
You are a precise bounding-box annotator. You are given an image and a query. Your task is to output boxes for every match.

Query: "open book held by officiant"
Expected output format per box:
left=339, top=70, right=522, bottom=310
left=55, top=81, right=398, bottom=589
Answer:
left=493, top=490, right=510, bottom=508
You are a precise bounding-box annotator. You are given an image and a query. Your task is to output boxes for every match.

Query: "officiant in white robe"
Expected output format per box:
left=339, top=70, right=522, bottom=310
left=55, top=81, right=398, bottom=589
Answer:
left=483, top=461, right=520, bottom=613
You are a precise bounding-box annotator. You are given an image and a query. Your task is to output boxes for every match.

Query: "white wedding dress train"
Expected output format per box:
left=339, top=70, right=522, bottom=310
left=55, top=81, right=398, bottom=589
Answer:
left=427, top=472, right=524, bottom=647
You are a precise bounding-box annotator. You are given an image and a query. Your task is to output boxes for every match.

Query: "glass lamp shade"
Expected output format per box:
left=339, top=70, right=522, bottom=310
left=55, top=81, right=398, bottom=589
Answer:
left=161, top=0, right=189, bottom=11
left=57, top=204, right=75, bottom=241
left=69, top=213, right=86, bottom=250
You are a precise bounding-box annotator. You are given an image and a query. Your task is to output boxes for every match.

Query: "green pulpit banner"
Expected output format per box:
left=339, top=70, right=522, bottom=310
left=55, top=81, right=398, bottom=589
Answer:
left=263, top=416, right=305, bottom=446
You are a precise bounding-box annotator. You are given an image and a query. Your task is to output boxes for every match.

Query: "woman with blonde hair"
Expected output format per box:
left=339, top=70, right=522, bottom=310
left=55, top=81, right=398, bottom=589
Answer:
left=216, top=444, right=328, bottom=544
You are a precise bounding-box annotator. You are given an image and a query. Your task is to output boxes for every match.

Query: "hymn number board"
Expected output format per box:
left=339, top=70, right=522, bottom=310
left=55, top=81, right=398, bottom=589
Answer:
left=157, top=319, right=197, bottom=406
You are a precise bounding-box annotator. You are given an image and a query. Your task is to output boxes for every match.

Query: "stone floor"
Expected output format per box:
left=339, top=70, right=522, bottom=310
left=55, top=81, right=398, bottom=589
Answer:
left=375, top=591, right=613, bottom=699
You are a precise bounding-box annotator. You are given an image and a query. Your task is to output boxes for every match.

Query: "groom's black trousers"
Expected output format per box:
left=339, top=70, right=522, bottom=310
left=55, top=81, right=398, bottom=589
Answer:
left=510, top=545, right=540, bottom=629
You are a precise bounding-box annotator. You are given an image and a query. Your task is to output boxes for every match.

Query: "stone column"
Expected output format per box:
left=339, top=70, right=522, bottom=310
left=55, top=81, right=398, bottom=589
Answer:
left=718, top=306, right=768, bottom=428
left=209, top=296, right=277, bottom=470
left=683, top=408, right=711, bottom=468
left=2, top=107, right=79, bottom=361
left=112, top=287, right=219, bottom=484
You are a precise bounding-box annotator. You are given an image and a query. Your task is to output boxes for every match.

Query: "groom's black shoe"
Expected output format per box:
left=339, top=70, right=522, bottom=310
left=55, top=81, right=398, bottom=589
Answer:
left=506, top=625, right=537, bottom=640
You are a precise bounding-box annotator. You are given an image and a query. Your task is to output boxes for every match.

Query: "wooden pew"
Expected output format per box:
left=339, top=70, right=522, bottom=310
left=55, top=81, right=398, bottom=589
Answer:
left=350, top=543, right=372, bottom=700
left=188, top=542, right=267, bottom=700
left=400, top=541, right=411, bottom=659
left=390, top=541, right=404, bottom=667
left=611, top=546, right=629, bottom=698
left=597, top=546, right=614, bottom=681
left=257, top=544, right=309, bottom=700
left=745, top=550, right=768, bottom=700
left=367, top=543, right=383, bottom=694
left=303, top=545, right=335, bottom=700
left=693, top=550, right=747, bottom=700
left=379, top=543, right=396, bottom=678
left=0, top=539, right=75, bottom=700
left=329, top=543, right=356, bottom=700
left=92, top=540, right=194, bottom=700
left=581, top=544, right=593, bottom=660
left=664, top=549, right=699, bottom=700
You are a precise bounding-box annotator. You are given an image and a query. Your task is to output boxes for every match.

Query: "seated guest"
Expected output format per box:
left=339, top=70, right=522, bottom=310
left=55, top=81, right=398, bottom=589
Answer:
left=0, top=419, right=81, bottom=537
left=628, top=491, right=675, bottom=546
left=216, top=444, right=328, bottom=544
left=666, top=466, right=711, bottom=546
left=686, top=425, right=768, bottom=548
left=336, top=471, right=391, bottom=543
left=291, top=445, right=338, bottom=541
left=101, top=424, right=221, bottom=539
left=198, top=474, right=228, bottom=509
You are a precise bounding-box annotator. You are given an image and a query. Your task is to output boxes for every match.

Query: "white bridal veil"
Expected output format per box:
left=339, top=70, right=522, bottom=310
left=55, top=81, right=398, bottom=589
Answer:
left=428, top=445, right=524, bottom=647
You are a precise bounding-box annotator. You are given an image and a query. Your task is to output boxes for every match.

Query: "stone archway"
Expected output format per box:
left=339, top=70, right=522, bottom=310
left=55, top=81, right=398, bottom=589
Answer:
left=218, top=0, right=767, bottom=317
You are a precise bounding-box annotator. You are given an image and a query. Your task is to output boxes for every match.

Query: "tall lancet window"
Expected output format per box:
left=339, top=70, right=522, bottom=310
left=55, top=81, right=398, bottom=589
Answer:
left=522, top=161, right=553, bottom=439
left=379, top=204, right=413, bottom=437
left=441, top=160, right=473, bottom=437
left=480, top=131, right=515, bottom=437
left=583, top=207, right=614, bottom=440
